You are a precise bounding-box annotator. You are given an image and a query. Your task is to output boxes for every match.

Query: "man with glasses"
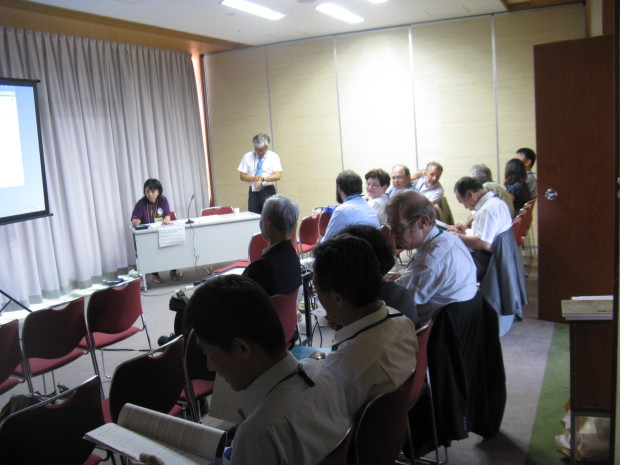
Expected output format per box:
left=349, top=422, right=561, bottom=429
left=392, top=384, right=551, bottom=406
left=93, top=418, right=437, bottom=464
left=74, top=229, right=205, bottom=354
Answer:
left=364, top=168, right=390, bottom=224
left=386, top=190, right=477, bottom=324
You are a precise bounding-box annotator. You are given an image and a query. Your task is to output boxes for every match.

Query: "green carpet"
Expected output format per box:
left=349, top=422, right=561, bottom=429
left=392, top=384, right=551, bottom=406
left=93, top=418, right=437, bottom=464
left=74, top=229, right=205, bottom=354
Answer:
left=525, top=323, right=570, bottom=465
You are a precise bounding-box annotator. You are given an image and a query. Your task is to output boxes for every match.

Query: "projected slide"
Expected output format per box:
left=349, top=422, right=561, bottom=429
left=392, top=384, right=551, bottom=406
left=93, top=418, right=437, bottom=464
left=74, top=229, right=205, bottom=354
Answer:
left=0, top=78, right=50, bottom=226
left=0, top=89, right=26, bottom=188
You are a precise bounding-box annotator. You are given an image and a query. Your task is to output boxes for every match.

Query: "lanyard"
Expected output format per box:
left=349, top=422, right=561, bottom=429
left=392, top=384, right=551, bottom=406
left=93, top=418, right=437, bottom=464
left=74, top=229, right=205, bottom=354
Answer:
left=332, top=310, right=404, bottom=351
left=265, top=363, right=315, bottom=398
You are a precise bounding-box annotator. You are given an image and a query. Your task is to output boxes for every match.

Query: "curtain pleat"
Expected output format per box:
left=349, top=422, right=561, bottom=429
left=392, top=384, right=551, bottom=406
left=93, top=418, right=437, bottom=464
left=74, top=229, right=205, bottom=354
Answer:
left=0, top=27, right=209, bottom=309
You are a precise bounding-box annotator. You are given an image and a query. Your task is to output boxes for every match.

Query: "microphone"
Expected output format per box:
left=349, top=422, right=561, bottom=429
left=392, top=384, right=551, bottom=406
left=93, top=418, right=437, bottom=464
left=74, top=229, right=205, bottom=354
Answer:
left=186, top=194, right=195, bottom=224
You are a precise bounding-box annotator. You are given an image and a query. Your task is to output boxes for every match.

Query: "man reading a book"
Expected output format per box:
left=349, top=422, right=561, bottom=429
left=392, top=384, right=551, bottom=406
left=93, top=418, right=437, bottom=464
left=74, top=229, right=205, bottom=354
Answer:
left=134, top=274, right=349, bottom=465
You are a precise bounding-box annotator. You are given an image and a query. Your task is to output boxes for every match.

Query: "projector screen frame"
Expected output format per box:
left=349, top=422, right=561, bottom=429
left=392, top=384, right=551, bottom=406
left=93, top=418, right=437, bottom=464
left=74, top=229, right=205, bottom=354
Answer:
left=0, top=77, right=51, bottom=226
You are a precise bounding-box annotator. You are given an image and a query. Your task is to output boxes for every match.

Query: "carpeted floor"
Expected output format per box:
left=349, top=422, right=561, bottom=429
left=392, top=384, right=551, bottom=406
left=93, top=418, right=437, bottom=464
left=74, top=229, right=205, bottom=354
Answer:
left=525, top=323, right=570, bottom=465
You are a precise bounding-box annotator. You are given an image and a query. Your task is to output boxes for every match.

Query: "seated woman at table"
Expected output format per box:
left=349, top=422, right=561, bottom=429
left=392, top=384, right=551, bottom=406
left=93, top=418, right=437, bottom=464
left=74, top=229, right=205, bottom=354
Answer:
left=131, top=178, right=182, bottom=284
left=504, top=158, right=531, bottom=215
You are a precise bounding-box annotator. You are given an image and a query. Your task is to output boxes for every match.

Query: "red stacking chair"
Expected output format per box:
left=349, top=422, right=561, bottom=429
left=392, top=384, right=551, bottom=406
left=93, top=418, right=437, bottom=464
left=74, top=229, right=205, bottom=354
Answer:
left=318, top=426, right=352, bottom=465
left=79, top=279, right=152, bottom=379
left=201, top=206, right=234, bottom=216
left=213, top=231, right=267, bottom=274
left=0, top=319, right=23, bottom=395
left=297, top=215, right=320, bottom=256
left=402, top=322, right=442, bottom=464
left=271, top=290, right=300, bottom=349
left=512, top=216, right=524, bottom=246
left=14, top=298, right=89, bottom=393
left=0, top=376, right=105, bottom=465
left=103, top=335, right=186, bottom=424
left=349, top=371, right=416, bottom=465
left=179, top=329, right=215, bottom=423
left=318, top=209, right=331, bottom=238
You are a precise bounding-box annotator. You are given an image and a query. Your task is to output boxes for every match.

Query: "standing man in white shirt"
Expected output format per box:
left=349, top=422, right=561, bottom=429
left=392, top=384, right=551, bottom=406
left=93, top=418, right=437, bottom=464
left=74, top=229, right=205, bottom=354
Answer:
left=237, top=133, right=282, bottom=214
left=364, top=168, right=390, bottom=224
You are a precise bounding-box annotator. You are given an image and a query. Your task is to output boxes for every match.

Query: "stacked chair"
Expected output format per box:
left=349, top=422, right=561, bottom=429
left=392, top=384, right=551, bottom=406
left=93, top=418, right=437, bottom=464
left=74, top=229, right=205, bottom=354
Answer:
left=0, top=376, right=106, bottom=465
left=79, top=279, right=152, bottom=379
left=14, top=297, right=90, bottom=394
left=0, top=320, right=23, bottom=395
left=102, top=335, right=186, bottom=423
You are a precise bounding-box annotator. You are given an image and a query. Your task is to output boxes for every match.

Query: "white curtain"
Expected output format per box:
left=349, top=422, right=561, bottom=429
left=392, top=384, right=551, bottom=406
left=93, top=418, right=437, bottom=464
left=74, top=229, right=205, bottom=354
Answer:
left=0, top=27, right=210, bottom=309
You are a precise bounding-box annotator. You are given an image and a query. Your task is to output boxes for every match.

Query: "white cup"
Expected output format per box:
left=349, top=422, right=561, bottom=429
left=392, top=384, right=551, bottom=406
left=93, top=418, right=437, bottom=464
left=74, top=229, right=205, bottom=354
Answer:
left=234, top=207, right=240, bottom=215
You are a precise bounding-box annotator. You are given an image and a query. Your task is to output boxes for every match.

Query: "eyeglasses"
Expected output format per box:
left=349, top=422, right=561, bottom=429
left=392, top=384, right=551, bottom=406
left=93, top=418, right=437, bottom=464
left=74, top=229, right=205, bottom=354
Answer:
left=388, top=217, right=418, bottom=235
left=366, top=182, right=381, bottom=188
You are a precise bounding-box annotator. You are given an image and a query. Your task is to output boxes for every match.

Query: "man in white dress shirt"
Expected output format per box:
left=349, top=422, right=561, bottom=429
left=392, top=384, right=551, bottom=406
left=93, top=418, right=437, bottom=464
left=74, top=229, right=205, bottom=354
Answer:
left=364, top=168, right=390, bottom=224
left=237, top=133, right=282, bottom=214
left=387, top=190, right=478, bottom=323
left=313, top=234, right=418, bottom=420
left=135, top=274, right=349, bottom=465
left=449, top=177, right=513, bottom=281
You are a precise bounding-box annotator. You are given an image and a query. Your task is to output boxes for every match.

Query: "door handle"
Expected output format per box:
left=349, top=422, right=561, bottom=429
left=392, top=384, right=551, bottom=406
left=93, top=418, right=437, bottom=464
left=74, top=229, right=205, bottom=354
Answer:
left=544, top=188, right=558, bottom=200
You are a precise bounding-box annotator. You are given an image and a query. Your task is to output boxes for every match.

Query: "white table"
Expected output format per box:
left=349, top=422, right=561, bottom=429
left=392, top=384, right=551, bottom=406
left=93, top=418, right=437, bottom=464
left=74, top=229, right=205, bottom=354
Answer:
left=132, top=212, right=260, bottom=288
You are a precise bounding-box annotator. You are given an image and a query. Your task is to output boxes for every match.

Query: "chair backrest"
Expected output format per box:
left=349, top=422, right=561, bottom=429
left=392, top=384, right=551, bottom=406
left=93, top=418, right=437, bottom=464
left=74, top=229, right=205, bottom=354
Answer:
left=202, top=206, right=234, bottom=216
left=248, top=232, right=268, bottom=263
left=298, top=215, right=320, bottom=246
left=21, top=298, right=86, bottom=360
left=214, top=206, right=234, bottom=215
left=184, top=329, right=215, bottom=383
left=351, top=371, right=415, bottom=465
left=271, top=290, right=299, bottom=347
left=169, top=211, right=177, bottom=221
left=512, top=216, right=523, bottom=246
left=318, top=425, right=352, bottom=465
left=408, top=322, right=433, bottom=406
left=0, top=376, right=104, bottom=465
left=0, top=320, right=22, bottom=395
left=434, top=196, right=454, bottom=225
left=86, top=279, right=143, bottom=335
left=108, top=335, right=186, bottom=423
left=318, top=210, right=331, bottom=236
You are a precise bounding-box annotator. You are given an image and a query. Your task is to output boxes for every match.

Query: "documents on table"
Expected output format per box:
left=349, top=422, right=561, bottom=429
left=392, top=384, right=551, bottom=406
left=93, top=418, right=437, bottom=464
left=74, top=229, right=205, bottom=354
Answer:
left=158, top=225, right=185, bottom=248
left=561, top=296, right=613, bottom=321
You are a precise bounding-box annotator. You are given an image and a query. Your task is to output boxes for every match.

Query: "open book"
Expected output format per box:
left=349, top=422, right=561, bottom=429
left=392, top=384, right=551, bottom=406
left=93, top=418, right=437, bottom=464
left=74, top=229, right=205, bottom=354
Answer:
left=85, top=403, right=226, bottom=464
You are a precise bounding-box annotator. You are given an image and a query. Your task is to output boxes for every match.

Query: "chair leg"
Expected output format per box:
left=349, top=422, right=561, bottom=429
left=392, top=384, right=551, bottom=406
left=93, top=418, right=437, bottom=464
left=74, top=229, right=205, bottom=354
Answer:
left=415, top=371, right=447, bottom=465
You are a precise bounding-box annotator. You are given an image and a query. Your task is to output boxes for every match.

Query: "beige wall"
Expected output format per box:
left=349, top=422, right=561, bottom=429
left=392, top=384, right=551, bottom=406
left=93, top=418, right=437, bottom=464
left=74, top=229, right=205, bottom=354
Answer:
left=205, top=4, right=585, bottom=224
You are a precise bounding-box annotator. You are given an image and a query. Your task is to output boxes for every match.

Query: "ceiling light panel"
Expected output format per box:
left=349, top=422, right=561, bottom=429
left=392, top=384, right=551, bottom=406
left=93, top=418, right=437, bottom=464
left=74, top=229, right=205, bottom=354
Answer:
left=220, top=0, right=286, bottom=20
left=315, top=3, right=364, bottom=24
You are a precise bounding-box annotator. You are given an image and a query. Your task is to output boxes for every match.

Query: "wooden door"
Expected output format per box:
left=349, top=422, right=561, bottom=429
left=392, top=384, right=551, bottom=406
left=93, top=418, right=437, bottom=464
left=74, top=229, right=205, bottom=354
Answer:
left=534, top=36, right=615, bottom=322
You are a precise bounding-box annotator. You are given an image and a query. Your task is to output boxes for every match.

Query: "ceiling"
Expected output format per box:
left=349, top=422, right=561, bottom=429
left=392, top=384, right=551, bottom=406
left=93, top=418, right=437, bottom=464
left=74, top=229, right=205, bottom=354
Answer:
left=20, top=0, right=539, bottom=47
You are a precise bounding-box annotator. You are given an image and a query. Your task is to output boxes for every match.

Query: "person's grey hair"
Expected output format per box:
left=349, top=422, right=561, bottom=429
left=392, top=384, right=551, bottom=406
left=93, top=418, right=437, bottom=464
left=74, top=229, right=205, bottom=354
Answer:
left=386, top=190, right=436, bottom=226
left=262, top=194, right=299, bottom=235
left=426, top=161, right=443, bottom=172
left=470, top=164, right=493, bottom=184
left=252, top=133, right=271, bottom=148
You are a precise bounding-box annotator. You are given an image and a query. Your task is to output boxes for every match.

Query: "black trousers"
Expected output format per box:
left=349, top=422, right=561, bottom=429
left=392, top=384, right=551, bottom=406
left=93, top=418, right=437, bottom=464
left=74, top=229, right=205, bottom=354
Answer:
left=248, top=185, right=276, bottom=213
left=471, top=249, right=492, bottom=282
